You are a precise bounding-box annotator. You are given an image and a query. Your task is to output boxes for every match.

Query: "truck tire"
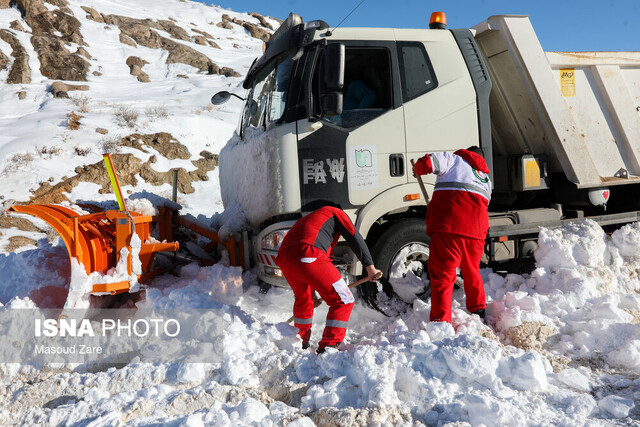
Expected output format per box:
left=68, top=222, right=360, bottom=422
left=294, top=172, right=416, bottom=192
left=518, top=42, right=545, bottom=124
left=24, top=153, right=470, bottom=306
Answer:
left=358, top=218, right=430, bottom=314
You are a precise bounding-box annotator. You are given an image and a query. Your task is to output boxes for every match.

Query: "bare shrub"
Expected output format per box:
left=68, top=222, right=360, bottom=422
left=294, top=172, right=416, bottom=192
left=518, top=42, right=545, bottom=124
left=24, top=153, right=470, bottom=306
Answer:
left=39, top=146, right=62, bottom=159
left=67, top=111, right=83, bottom=130
left=74, top=146, right=91, bottom=156
left=112, top=104, right=139, bottom=128
left=101, top=136, right=123, bottom=154
left=70, top=94, right=91, bottom=113
left=11, top=152, right=34, bottom=166
left=4, top=152, right=34, bottom=174
left=144, top=105, right=171, bottom=120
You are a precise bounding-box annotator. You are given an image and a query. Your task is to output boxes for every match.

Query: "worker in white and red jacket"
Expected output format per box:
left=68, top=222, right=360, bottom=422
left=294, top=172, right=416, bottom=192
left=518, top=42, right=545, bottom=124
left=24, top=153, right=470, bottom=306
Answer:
left=413, top=146, right=492, bottom=323
left=275, top=205, right=382, bottom=353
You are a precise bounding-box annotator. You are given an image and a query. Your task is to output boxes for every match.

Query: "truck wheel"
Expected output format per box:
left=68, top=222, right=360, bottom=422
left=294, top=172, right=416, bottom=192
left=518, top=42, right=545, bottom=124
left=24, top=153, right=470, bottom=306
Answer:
left=358, top=219, right=430, bottom=314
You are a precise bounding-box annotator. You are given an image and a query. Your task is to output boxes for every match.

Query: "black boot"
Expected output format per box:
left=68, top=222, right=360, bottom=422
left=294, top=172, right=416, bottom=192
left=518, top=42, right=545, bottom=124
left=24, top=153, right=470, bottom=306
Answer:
left=472, top=308, right=486, bottom=320
left=302, top=341, right=310, bottom=350
left=316, top=342, right=340, bottom=354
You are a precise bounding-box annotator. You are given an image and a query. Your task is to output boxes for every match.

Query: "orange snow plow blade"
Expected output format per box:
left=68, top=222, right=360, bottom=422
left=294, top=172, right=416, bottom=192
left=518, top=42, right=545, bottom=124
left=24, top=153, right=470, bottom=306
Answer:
left=8, top=203, right=245, bottom=308
left=6, top=154, right=244, bottom=309
left=8, top=204, right=179, bottom=297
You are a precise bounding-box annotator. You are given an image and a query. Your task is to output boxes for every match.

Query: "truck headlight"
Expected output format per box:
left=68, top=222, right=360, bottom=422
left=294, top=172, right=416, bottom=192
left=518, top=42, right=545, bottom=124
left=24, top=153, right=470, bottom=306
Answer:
left=261, top=229, right=289, bottom=251
left=264, top=266, right=283, bottom=277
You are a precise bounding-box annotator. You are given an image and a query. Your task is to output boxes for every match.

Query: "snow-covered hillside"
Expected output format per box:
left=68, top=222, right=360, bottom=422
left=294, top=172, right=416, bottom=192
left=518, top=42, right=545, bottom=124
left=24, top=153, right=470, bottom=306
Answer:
left=0, top=1, right=639, bottom=426
left=0, top=0, right=273, bottom=224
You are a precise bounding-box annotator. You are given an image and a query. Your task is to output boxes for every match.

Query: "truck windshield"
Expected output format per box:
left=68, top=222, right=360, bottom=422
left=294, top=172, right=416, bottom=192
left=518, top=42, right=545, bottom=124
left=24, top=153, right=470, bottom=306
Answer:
left=242, top=52, right=295, bottom=136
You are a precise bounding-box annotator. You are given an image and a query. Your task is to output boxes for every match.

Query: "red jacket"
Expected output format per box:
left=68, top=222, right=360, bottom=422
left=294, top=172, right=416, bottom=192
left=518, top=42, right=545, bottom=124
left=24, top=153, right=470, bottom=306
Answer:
left=414, top=149, right=492, bottom=240
left=277, top=206, right=374, bottom=267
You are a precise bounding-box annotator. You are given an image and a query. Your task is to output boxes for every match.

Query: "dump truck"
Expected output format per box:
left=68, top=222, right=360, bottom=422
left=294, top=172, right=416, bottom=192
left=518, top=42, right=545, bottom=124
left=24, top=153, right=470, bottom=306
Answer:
left=213, top=11, right=640, bottom=310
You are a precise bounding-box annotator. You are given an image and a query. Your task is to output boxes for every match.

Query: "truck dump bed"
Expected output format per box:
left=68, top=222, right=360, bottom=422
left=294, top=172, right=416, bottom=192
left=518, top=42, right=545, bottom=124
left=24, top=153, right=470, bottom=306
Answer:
left=473, top=15, right=640, bottom=189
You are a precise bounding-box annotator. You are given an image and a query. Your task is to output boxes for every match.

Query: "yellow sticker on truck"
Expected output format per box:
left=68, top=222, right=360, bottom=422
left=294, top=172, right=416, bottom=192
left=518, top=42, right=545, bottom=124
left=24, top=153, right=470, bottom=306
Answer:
left=560, top=68, right=576, bottom=97
left=524, top=157, right=541, bottom=188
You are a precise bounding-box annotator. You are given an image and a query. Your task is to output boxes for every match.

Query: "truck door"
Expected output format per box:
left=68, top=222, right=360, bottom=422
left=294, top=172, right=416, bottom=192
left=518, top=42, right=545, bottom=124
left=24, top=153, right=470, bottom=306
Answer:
left=396, top=30, right=479, bottom=170
left=298, top=41, right=405, bottom=210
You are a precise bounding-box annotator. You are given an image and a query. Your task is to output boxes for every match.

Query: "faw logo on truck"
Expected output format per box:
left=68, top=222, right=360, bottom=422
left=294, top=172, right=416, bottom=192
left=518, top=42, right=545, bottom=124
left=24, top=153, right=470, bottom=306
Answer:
left=298, top=130, right=353, bottom=210
left=302, top=158, right=345, bottom=184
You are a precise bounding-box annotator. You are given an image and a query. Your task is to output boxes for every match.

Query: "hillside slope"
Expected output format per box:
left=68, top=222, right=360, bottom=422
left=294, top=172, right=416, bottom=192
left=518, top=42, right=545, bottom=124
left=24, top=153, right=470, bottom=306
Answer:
left=0, top=0, right=271, bottom=252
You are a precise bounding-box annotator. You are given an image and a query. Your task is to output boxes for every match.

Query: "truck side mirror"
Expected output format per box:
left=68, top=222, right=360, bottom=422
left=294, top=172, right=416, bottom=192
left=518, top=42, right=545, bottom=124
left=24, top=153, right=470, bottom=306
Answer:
left=211, top=90, right=245, bottom=105
left=211, top=91, right=231, bottom=105
left=321, top=43, right=345, bottom=92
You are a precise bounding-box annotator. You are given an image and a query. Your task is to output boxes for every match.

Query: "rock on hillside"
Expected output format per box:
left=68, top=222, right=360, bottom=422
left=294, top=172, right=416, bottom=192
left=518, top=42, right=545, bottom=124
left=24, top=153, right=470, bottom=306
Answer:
left=5, top=0, right=88, bottom=81
left=0, top=27, right=30, bottom=82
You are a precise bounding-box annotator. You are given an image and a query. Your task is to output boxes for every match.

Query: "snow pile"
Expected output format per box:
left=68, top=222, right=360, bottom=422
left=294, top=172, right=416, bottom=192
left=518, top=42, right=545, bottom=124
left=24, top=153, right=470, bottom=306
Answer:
left=144, top=262, right=245, bottom=308
left=126, top=198, right=159, bottom=217
left=483, top=220, right=640, bottom=378
left=210, top=201, right=249, bottom=240
left=534, top=219, right=609, bottom=269
left=0, top=240, right=70, bottom=307
left=218, top=127, right=284, bottom=226
left=1, top=216, right=640, bottom=424
left=234, top=219, right=639, bottom=424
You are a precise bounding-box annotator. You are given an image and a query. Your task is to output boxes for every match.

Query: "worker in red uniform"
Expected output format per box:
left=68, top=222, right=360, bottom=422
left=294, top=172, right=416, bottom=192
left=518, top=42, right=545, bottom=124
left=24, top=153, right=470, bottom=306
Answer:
left=413, top=146, right=492, bottom=323
left=276, top=205, right=382, bottom=353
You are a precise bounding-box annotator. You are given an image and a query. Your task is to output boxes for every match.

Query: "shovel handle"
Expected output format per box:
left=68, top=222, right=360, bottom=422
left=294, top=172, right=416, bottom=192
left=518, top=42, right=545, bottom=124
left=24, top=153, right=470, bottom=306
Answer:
left=286, top=273, right=382, bottom=323
left=410, top=159, right=430, bottom=205
left=348, top=273, right=379, bottom=289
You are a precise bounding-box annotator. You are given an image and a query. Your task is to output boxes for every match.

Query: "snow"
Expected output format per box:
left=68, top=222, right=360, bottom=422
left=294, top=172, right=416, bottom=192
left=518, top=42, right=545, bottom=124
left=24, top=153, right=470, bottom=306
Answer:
left=0, top=0, right=639, bottom=425
left=218, top=127, right=283, bottom=227
left=599, top=395, right=635, bottom=418
left=557, top=368, right=592, bottom=392
left=498, top=350, right=549, bottom=391
left=387, top=243, right=428, bottom=303
left=1, top=218, right=640, bottom=424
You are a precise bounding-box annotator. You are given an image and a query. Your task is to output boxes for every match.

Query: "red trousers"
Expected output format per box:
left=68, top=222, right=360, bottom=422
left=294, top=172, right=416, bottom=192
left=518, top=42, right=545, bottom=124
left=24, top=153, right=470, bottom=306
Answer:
left=428, top=232, right=486, bottom=323
left=276, top=245, right=354, bottom=348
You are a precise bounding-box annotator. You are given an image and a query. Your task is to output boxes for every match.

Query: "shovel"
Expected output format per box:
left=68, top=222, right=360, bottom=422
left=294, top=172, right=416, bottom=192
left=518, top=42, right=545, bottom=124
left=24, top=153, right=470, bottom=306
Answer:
left=286, top=272, right=382, bottom=324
